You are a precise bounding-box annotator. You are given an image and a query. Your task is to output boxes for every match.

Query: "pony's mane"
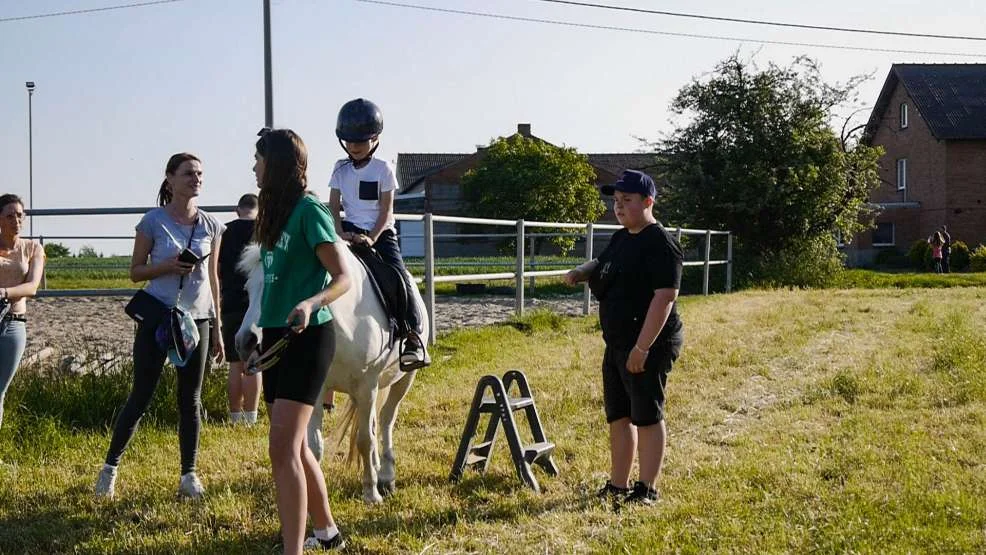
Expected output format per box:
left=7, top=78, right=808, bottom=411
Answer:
left=238, top=243, right=263, bottom=294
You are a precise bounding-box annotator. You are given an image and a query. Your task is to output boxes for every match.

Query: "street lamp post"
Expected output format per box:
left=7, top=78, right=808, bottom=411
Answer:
left=263, top=0, right=273, bottom=128
left=26, top=81, right=35, bottom=239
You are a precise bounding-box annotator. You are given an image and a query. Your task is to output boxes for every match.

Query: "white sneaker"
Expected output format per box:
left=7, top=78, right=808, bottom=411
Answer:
left=95, top=466, right=117, bottom=499
left=178, top=472, right=205, bottom=499
left=303, top=533, right=346, bottom=551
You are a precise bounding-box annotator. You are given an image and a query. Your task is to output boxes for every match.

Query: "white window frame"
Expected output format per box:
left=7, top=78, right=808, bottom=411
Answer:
left=872, top=222, right=896, bottom=247
left=900, top=103, right=909, bottom=129
left=897, top=158, right=907, bottom=191
left=834, top=229, right=845, bottom=247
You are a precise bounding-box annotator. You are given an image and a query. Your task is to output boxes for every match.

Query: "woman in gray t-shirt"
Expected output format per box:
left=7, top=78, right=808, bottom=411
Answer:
left=95, top=152, right=226, bottom=500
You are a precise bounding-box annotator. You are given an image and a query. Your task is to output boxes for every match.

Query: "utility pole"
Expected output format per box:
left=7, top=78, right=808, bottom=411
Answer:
left=263, top=0, right=273, bottom=128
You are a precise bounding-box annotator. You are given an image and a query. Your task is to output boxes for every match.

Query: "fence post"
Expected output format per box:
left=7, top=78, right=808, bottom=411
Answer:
left=528, top=236, right=536, bottom=291
left=726, top=232, right=733, bottom=293
left=582, top=222, right=593, bottom=315
left=703, top=229, right=712, bottom=295
left=515, top=220, right=524, bottom=316
left=39, top=235, right=47, bottom=290
left=676, top=227, right=682, bottom=244
left=424, top=213, right=436, bottom=346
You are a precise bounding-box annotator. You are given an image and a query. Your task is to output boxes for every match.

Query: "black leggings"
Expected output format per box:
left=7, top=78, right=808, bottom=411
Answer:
left=343, top=221, right=420, bottom=331
left=105, top=319, right=210, bottom=474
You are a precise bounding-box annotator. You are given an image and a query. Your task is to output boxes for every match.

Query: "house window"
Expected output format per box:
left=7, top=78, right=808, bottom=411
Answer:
left=900, top=103, right=909, bottom=129
left=896, top=158, right=907, bottom=191
left=835, top=229, right=846, bottom=247
left=873, top=222, right=895, bottom=246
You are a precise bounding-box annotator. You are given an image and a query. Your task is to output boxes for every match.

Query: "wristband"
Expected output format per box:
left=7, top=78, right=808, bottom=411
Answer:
left=633, top=344, right=649, bottom=355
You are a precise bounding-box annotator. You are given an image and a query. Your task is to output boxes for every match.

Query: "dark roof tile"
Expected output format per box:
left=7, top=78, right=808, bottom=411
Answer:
left=865, top=64, right=986, bottom=141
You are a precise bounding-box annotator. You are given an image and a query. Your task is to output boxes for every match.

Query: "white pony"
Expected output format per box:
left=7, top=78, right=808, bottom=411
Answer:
left=234, top=243, right=428, bottom=504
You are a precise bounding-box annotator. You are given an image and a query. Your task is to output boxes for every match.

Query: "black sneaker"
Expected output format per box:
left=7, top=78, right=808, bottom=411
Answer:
left=399, top=333, right=429, bottom=372
left=303, top=532, right=346, bottom=551
left=597, top=480, right=630, bottom=499
left=624, top=481, right=660, bottom=506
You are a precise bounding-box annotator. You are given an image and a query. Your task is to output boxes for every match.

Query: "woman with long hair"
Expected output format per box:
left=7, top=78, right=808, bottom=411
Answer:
left=0, top=194, right=45, bottom=429
left=929, top=231, right=945, bottom=273
left=253, top=129, right=351, bottom=552
left=95, top=153, right=225, bottom=499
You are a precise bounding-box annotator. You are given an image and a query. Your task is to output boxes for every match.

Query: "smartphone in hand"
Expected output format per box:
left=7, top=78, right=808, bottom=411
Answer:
left=178, top=249, right=211, bottom=265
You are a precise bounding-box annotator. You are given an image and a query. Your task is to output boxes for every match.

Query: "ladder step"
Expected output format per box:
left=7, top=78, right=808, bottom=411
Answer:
left=479, top=396, right=534, bottom=412
left=466, top=440, right=494, bottom=466
left=523, top=441, right=555, bottom=464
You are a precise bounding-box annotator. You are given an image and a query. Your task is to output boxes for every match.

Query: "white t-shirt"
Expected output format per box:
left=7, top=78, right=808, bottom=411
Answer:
left=328, top=158, right=398, bottom=232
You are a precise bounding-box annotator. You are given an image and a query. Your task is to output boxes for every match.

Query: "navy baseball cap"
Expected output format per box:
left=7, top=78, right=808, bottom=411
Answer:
left=601, top=170, right=657, bottom=197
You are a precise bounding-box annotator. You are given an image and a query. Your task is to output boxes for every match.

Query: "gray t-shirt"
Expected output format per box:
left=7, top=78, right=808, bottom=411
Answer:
left=136, top=207, right=226, bottom=319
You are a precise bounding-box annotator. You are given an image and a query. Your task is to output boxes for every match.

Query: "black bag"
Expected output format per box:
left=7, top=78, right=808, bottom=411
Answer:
left=124, top=289, right=168, bottom=327
left=124, top=216, right=200, bottom=329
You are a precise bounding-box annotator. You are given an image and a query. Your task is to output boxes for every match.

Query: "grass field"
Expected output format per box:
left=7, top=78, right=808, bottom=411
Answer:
left=1, top=287, right=984, bottom=553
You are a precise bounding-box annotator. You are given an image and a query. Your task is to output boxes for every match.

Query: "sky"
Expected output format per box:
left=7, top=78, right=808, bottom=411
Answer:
left=1, top=0, right=984, bottom=254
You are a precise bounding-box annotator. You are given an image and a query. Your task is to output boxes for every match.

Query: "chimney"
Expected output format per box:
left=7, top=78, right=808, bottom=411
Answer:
left=517, top=123, right=532, bottom=137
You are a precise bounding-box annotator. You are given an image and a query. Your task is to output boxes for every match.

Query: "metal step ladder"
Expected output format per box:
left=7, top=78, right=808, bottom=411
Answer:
left=449, top=369, right=559, bottom=493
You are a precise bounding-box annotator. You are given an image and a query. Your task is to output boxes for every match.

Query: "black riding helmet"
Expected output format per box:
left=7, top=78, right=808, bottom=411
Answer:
left=336, top=98, right=383, bottom=142
left=336, top=98, right=383, bottom=166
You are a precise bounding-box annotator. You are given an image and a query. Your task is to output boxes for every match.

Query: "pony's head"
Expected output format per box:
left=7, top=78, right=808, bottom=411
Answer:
left=235, top=243, right=264, bottom=362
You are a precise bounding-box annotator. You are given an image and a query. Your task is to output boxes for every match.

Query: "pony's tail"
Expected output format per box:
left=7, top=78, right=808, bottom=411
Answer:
left=335, top=385, right=392, bottom=469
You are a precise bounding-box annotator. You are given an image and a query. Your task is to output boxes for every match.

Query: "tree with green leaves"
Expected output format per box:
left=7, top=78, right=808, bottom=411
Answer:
left=43, top=242, right=71, bottom=258
left=655, top=55, right=883, bottom=287
left=77, top=245, right=100, bottom=258
left=462, top=135, right=605, bottom=253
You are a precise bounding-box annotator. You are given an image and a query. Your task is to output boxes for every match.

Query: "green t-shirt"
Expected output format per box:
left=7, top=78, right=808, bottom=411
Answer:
left=258, top=194, right=339, bottom=328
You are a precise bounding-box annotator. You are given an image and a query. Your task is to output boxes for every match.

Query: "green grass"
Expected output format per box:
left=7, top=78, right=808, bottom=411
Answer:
left=2, top=288, right=986, bottom=553
left=834, top=269, right=986, bottom=289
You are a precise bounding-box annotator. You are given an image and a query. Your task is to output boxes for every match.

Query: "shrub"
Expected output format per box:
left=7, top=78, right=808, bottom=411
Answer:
left=747, top=235, right=845, bottom=289
left=970, top=244, right=986, bottom=272
left=908, top=239, right=930, bottom=270
left=949, top=240, right=971, bottom=272
left=43, top=242, right=71, bottom=259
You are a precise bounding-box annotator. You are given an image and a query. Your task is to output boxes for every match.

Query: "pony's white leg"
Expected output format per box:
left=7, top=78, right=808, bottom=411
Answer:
left=307, top=384, right=327, bottom=462
left=355, top=386, right=382, bottom=504
left=377, top=372, right=416, bottom=496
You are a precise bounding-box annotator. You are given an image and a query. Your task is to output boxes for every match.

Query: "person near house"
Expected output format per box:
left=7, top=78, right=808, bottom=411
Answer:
left=253, top=128, right=350, bottom=553
left=940, top=225, right=952, bottom=273
left=0, top=194, right=45, bottom=430
left=928, top=231, right=945, bottom=274
left=95, top=153, right=225, bottom=500
left=563, top=170, right=683, bottom=507
left=219, top=193, right=260, bottom=425
left=324, top=98, right=429, bottom=409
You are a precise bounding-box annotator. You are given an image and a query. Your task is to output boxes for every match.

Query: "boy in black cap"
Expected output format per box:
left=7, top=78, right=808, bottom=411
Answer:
left=564, top=169, right=684, bottom=506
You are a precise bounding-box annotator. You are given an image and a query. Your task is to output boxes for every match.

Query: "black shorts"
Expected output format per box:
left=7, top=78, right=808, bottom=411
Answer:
left=222, top=310, right=246, bottom=362
left=602, top=339, right=681, bottom=427
left=261, top=323, right=335, bottom=406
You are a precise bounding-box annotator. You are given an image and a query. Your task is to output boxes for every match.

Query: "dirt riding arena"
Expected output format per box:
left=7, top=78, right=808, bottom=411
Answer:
left=22, top=295, right=588, bottom=371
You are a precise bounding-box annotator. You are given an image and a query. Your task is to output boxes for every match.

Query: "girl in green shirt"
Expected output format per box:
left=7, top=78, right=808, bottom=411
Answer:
left=253, top=129, right=351, bottom=553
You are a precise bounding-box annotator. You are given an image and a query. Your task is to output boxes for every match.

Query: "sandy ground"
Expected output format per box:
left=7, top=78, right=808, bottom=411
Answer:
left=21, top=294, right=590, bottom=368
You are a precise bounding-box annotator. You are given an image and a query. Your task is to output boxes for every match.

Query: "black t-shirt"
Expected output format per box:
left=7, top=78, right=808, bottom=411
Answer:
left=590, top=223, right=683, bottom=350
left=218, top=218, right=255, bottom=314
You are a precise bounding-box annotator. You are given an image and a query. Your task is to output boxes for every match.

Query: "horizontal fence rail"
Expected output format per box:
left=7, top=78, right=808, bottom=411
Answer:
left=27, top=207, right=732, bottom=342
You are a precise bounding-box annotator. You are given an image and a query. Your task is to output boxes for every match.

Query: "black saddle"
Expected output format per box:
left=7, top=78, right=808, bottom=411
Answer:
left=348, top=243, right=411, bottom=345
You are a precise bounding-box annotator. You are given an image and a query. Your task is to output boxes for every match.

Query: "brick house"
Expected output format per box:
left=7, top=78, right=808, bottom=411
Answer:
left=847, top=64, right=986, bottom=266
left=394, top=123, right=658, bottom=256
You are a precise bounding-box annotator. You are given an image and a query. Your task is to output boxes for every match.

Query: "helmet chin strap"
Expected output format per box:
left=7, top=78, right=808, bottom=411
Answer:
left=339, top=138, right=379, bottom=169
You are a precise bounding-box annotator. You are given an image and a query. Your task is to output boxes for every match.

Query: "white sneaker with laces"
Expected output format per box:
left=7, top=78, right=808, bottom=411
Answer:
left=178, top=472, right=205, bottom=499
left=95, top=466, right=117, bottom=499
